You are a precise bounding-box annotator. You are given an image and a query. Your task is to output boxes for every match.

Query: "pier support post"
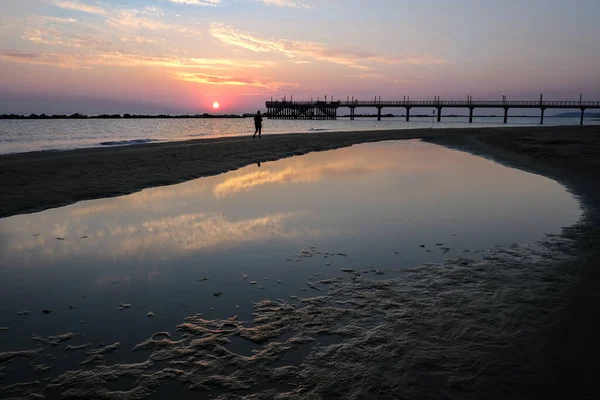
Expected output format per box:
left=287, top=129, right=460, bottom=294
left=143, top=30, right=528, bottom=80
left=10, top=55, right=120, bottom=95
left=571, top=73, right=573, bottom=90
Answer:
left=469, top=107, right=474, bottom=123
left=503, top=107, right=509, bottom=124
left=540, top=107, right=545, bottom=125
left=406, top=107, right=411, bottom=122
left=437, top=107, right=442, bottom=122
left=350, top=107, right=355, bottom=121
left=580, top=108, right=585, bottom=125
left=377, top=107, right=382, bottom=121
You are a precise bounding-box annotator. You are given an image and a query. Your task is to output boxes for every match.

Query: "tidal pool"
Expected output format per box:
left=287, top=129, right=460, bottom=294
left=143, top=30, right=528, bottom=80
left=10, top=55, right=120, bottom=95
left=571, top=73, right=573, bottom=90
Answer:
left=0, top=140, right=581, bottom=398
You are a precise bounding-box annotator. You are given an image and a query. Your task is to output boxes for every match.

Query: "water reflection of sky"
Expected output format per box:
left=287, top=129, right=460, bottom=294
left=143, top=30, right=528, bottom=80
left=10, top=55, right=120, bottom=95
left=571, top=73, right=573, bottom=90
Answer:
left=0, top=140, right=580, bottom=359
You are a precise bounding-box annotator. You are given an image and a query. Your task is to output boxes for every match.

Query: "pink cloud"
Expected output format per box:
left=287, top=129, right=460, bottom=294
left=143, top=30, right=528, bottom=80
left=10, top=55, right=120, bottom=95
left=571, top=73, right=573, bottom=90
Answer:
left=50, top=0, right=106, bottom=15
left=209, top=23, right=445, bottom=69
left=176, top=72, right=297, bottom=90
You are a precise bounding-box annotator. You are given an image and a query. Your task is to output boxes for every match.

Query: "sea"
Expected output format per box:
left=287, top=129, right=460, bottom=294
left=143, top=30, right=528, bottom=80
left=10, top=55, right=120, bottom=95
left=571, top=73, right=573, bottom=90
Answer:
left=0, top=115, right=598, bottom=154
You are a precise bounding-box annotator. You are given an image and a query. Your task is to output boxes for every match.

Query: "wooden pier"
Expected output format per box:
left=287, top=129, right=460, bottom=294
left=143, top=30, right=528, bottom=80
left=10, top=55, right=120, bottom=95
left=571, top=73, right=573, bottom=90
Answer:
left=265, top=95, right=600, bottom=125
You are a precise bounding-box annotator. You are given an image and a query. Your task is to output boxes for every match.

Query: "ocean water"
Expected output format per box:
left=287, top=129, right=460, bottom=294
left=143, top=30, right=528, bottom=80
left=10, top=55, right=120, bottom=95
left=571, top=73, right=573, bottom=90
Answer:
left=0, top=140, right=581, bottom=398
left=0, top=115, right=597, bottom=154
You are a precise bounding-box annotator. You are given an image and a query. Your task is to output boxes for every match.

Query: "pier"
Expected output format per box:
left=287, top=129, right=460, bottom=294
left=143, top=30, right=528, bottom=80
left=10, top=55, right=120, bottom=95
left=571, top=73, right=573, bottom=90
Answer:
left=265, top=95, right=600, bottom=124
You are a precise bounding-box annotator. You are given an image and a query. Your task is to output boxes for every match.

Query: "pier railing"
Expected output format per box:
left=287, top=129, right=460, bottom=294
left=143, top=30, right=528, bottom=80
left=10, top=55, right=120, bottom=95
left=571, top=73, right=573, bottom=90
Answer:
left=265, top=98, right=600, bottom=124
left=266, top=100, right=600, bottom=108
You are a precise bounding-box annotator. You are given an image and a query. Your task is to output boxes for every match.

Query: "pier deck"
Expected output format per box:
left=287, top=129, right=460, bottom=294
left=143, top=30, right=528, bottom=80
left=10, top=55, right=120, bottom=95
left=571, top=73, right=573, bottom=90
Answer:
left=265, top=98, right=600, bottom=124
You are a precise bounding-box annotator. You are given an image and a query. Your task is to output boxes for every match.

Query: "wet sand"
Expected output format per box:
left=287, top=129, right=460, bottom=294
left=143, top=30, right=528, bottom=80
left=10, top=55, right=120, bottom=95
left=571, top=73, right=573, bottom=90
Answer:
left=426, top=127, right=600, bottom=398
left=1, top=124, right=600, bottom=397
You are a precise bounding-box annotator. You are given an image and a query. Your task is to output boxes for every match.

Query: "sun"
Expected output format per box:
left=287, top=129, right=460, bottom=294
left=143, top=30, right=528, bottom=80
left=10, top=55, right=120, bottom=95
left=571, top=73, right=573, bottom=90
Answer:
left=212, top=102, right=220, bottom=109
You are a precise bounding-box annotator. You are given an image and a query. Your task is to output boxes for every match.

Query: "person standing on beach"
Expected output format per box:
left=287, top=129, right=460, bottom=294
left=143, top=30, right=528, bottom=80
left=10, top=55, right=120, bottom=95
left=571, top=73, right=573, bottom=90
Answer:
left=253, top=110, right=263, bottom=138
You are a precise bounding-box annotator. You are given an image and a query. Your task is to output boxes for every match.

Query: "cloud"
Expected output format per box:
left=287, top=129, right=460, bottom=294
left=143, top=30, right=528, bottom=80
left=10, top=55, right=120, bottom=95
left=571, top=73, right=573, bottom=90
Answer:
left=141, top=6, right=165, bottom=17
left=169, top=0, right=222, bottom=6
left=189, top=57, right=277, bottom=69
left=168, top=0, right=310, bottom=8
left=169, top=0, right=222, bottom=5
left=168, top=0, right=312, bottom=8
left=0, top=51, right=91, bottom=69
left=106, top=10, right=199, bottom=35
left=20, top=15, right=114, bottom=50
left=36, top=16, right=78, bottom=24
left=210, top=143, right=451, bottom=199
left=119, top=36, right=160, bottom=45
left=176, top=72, right=297, bottom=90
left=138, top=212, right=305, bottom=252
left=209, top=23, right=445, bottom=69
left=70, top=181, right=209, bottom=217
left=47, top=2, right=201, bottom=36
left=5, top=211, right=316, bottom=259
left=16, top=4, right=201, bottom=54
left=0, top=50, right=280, bottom=72
left=21, top=28, right=58, bottom=45
left=66, top=33, right=113, bottom=49
left=22, top=28, right=113, bottom=50
left=0, top=51, right=173, bottom=69
left=213, top=158, right=399, bottom=198
left=255, top=0, right=311, bottom=8
left=50, top=0, right=106, bottom=15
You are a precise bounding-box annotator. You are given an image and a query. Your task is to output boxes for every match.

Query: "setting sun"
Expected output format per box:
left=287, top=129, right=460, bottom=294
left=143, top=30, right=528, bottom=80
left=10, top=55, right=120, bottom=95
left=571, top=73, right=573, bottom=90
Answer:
left=213, top=102, right=219, bottom=109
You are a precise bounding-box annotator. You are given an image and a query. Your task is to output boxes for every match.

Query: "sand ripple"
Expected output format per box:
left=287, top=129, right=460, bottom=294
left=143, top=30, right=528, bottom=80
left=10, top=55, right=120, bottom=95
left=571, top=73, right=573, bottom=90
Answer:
left=0, top=236, right=579, bottom=399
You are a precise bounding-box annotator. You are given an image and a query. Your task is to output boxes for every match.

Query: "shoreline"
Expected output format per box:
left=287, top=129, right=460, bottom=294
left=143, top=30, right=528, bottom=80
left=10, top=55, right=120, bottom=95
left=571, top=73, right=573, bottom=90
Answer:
left=1, top=124, right=599, bottom=395
left=0, top=125, right=595, bottom=219
left=1, top=118, right=599, bottom=157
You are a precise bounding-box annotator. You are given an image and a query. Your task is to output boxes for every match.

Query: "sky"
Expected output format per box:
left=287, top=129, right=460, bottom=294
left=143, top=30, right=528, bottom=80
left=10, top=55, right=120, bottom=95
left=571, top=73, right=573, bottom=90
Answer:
left=0, top=0, right=599, bottom=114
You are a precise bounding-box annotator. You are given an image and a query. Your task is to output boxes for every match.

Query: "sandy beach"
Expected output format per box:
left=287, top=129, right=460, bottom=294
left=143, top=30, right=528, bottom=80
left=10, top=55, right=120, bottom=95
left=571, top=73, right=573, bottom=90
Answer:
left=1, top=124, right=599, bottom=397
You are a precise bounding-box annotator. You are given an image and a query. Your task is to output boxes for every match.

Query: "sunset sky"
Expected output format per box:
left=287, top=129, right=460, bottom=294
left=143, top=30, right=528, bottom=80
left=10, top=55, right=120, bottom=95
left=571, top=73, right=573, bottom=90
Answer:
left=1, top=0, right=599, bottom=114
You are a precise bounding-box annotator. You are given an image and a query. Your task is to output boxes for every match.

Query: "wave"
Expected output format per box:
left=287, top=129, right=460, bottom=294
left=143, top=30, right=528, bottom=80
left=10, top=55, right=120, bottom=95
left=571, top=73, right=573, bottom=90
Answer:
left=308, top=128, right=329, bottom=131
left=99, top=138, right=157, bottom=146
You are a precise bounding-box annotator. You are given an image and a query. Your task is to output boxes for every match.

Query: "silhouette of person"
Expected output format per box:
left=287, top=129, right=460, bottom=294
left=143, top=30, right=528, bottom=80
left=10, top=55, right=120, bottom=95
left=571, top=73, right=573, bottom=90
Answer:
left=253, top=110, right=263, bottom=138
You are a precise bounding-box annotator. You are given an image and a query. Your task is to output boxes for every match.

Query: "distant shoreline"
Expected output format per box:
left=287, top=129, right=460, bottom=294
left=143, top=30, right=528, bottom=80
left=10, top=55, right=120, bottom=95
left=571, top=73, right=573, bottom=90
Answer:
left=1, top=114, right=596, bottom=120
left=0, top=113, right=246, bottom=120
